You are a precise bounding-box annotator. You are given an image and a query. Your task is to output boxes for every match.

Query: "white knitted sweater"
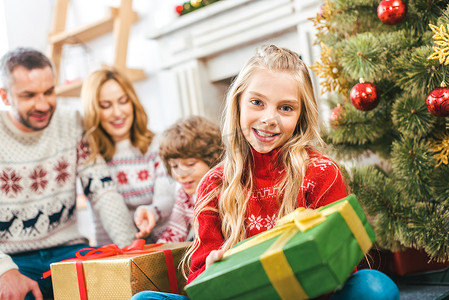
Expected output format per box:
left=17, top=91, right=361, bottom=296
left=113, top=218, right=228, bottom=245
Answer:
left=0, top=107, right=137, bottom=276
left=92, top=138, right=176, bottom=245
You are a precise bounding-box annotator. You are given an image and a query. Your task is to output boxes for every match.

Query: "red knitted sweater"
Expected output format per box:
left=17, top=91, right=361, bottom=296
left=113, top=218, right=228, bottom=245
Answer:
left=187, top=148, right=347, bottom=283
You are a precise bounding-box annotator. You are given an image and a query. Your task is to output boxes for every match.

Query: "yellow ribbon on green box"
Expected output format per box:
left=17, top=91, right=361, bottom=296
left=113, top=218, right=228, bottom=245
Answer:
left=222, top=200, right=373, bottom=300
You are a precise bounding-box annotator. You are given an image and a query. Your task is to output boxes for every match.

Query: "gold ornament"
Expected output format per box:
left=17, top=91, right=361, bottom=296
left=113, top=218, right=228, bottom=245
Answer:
left=310, top=43, right=349, bottom=95
left=308, top=0, right=338, bottom=43
left=428, top=24, right=449, bottom=65
left=191, top=0, right=202, bottom=8
left=430, top=130, right=449, bottom=167
left=309, top=0, right=349, bottom=94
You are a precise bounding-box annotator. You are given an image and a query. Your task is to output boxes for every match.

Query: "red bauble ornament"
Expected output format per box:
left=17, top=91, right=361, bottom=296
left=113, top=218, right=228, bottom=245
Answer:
left=175, top=5, right=184, bottom=15
left=426, top=87, right=449, bottom=117
left=329, top=105, right=344, bottom=128
left=350, top=81, right=379, bottom=111
left=377, top=0, right=407, bottom=25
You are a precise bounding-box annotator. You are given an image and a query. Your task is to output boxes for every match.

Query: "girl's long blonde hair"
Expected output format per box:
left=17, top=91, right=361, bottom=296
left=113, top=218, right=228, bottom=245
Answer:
left=81, top=68, right=154, bottom=161
left=183, top=44, right=324, bottom=277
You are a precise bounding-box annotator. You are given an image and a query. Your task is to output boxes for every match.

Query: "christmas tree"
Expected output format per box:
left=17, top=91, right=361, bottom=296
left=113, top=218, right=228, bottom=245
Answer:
left=310, top=0, right=449, bottom=261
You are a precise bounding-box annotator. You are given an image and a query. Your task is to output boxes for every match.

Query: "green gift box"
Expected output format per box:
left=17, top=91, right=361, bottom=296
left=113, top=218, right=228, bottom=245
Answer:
left=185, top=194, right=375, bottom=300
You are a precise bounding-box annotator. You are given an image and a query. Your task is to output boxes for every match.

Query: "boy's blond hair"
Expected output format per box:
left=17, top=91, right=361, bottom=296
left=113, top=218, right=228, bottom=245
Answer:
left=159, top=116, right=224, bottom=176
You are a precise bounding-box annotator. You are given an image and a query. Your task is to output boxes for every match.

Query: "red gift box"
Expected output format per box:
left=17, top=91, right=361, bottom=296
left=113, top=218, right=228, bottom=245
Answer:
left=390, top=248, right=449, bottom=276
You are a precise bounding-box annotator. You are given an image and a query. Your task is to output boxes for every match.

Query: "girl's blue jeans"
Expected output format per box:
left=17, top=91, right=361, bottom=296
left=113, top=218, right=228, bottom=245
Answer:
left=131, top=269, right=399, bottom=300
left=10, top=243, right=90, bottom=300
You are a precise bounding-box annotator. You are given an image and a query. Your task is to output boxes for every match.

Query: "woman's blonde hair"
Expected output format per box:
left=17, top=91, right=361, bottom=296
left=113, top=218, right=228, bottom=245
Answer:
left=183, top=45, right=324, bottom=277
left=81, top=67, right=154, bottom=161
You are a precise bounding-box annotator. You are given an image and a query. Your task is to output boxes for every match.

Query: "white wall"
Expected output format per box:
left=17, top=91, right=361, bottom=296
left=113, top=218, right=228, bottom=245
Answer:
left=0, top=1, right=8, bottom=56
left=0, top=0, right=10, bottom=110
left=1, top=0, right=182, bottom=132
left=3, top=0, right=53, bottom=52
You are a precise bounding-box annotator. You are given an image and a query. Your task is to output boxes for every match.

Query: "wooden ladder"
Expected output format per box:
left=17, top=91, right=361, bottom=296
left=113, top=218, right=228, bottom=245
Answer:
left=48, top=0, right=146, bottom=97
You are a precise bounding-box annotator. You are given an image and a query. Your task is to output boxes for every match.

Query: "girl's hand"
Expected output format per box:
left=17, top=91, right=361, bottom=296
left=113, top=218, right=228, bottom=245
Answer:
left=205, top=249, right=224, bottom=269
left=134, top=207, right=156, bottom=239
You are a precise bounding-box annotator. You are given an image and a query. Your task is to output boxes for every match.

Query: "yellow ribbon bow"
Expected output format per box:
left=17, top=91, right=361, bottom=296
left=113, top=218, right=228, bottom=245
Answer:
left=223, top=200, right=372, bottom=300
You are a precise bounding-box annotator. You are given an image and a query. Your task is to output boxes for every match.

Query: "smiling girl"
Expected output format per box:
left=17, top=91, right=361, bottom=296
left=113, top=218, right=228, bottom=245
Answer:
left=81, top=68, right=176, bottom=245
left=131, top=45, right=399, bottom=300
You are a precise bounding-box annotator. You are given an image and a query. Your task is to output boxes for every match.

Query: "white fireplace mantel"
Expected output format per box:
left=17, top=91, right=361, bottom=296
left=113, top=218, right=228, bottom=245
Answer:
left=148, top=0, right=323, bottom=120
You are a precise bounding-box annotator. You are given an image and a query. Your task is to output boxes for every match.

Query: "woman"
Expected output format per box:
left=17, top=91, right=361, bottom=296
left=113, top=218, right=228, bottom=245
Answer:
left=81, top=67, right=176, bottom=245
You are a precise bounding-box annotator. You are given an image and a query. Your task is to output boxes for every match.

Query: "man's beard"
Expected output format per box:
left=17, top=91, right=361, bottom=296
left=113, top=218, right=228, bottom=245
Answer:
left=14, top=107, right=55, bottom=131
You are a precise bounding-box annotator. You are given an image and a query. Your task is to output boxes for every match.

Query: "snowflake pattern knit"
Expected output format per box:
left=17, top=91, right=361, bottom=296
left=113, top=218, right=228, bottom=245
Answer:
left=157, top=185, right=195, bottom=243
left=91, top=138, right=176, bottom=245
left=187, top=148, right=347, bottom=283
left=0, top=107, right=137, bottom=276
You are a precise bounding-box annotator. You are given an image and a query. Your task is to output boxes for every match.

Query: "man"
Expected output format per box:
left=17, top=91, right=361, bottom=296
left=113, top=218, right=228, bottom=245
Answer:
left=0, top=48, right=138, bottom=299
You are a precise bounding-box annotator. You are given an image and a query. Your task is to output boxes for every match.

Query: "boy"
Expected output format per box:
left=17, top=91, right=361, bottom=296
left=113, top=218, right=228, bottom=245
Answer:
left=135, top=116, right=223, bottom=242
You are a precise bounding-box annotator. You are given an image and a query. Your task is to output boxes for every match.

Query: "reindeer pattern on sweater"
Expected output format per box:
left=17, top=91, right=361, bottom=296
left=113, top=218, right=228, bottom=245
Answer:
left=0, top=107, right=136, bottom=273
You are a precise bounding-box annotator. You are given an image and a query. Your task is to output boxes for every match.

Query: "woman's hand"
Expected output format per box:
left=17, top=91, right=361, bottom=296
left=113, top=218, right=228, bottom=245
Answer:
left=134, top=207, right=156, bottom=239
left=205, top=249, right=224, bottom=269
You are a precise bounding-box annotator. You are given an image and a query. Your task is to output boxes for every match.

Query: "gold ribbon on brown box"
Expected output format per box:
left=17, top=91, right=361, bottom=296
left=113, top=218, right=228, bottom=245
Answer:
left=222, top=200, right=372, bottom=300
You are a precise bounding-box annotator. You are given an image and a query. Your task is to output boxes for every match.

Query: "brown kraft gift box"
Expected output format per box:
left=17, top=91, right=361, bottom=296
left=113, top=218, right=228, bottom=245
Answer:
left=50, top=242, right=191, bottom=300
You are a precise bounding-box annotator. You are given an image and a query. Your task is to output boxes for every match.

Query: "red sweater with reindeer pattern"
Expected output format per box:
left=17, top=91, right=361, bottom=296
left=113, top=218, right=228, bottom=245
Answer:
left=187, top=148, right=347, bottom=284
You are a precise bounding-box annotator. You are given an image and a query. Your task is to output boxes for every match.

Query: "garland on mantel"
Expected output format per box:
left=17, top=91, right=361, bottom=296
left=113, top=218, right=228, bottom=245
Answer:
left=175, top=0, right=221, bottom=16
